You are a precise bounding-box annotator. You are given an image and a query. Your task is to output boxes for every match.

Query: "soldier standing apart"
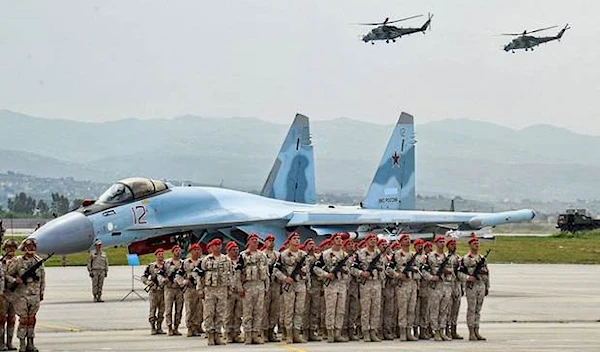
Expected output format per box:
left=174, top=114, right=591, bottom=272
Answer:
left=142, top=248, right=167, bottom=335
left=180, top=243, right=204, bottom=337
left=9, top=238, right=44, bottom=352
left=202, top=238, right=232, bottom=345
left=239, top=234, right=269, bottom=344
left=313, top=233, right=349, bottom=343
left=274, top=232, right=308, bottom=344
left=351, top=233, right=384, bottom=343
left=302, top=239, right=322, bottom=342
left=161, top=245, right=184, bottom=336
left=446, top=238, right=464, bottom=340
left=425, top=236, right=452, bottom=341
left=261, top=234, right=281, bottom=342
left=225, top=241, right=244, bottom=343
left=1, top=239, right=19, bottom=350
left=87, top=239, right=108, bottom=302
left=460, top=236, right=489, bottom=341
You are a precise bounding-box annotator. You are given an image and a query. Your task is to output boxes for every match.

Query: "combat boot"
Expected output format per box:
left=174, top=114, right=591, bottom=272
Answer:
left=433, top=330, right=442, bottom=341
left=474, top=326, right=486, bottom=340
left=308, top=329, right=321, bottom=341
left=186, top=327, right=194, bottom=337
left=253, top=331, right=265, bottom=344
left=286, top=330, right=293, bottom=344
left=270, top=328, right=281, bottom=342
left=398, top=327, right=407, bottom=341
left=150, top=322, right=157, bottom=335
left=302, top=329, right=309, bottom=342
left=451, top=325, right=463, bottom=339
left=17, top=339, right=25, bottom=352
left=370, top=329, right=381, bottom=342
left=167, top=325, right=174, bottom=336
left=244, top=332, right=252, bottom=345
left=215, top=332, right=227, bottom=345
left=326, top=329, right=335, bottom=343
left=207, top=332, right=215, bottom=346
left=7, top=327, right=16, bottom=350
left=383, top=328, right=394, bottom=340
left=440, top=328, right=452, bottom=341
left=97, top=294, right=104, bottom=303
left=234, top=332, right=245, bottom=343
left=293, top=329, right=306, bottom=343
left=468, top=326, right=477, bottom=340
left=419, top=326, right=428, bottom=340
left=172, top=325, right=181, bottom=336
left=349, top=328, right=359, bottom=341
left=407, top=327, right=418, bottom=341
left=362, top=330, right=371, bottom=342
left=0, top=327, right=6, bottom=351
left=334, top=329, right=348, bottom=342
left=25, top=338, right=37, bottom=352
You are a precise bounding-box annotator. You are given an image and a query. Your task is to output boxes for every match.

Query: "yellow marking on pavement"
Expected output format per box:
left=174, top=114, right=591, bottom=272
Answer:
left=279, top=343, right=309, bottom=352
left=38, top=322, right=81, bottom=332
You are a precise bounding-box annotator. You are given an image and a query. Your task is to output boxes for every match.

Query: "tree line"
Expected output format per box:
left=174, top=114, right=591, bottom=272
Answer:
left=3, top=192, right=84, bottom=217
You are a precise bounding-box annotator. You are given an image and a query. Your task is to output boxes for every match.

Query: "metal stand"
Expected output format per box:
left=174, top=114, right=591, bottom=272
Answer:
left=120, top=266, right=146, bottom=301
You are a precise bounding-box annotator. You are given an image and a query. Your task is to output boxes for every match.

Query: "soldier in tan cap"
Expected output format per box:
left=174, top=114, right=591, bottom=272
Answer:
left=1, top=239, right=19, bottom=350
left=87, top=239, right=108, bottom=302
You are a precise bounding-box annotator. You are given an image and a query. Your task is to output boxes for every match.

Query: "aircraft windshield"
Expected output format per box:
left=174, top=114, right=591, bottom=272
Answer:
left=98, top=183, right=134, bottom=204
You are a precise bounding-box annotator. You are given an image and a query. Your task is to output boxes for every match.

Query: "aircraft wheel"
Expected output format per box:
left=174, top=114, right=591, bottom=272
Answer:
left=392, top=39, right=396, bottom=42
left=372, top=42, right=375, bottom=45
left=386, top=39, right=389, bottom=43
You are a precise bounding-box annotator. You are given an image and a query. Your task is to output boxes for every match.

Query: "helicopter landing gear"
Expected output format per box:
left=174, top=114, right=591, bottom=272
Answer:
left=371, top=41, right=375, bottom=45
left=392, top=39, right=396, bottom=42
left=386, top=39, right=389, bottom=43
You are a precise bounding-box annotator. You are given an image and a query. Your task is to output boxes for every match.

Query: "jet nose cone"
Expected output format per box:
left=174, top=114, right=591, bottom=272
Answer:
left=29, top=212, right=95, bottom=254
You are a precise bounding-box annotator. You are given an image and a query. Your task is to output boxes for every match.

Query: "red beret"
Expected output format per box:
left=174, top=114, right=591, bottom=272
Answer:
left=207, top=238, right=222, bottom=248
left=342, top=238, right=352, bottom=247
left=398, top=233, right=410, bottom=242
left=154, top=248, right=164, bottom=255
left=286, top=231, right=300, bottom=242
left=377, top=238, right=388, bottom=246
left=304, top=238, right=315, bottom=246
left=364, top=233, right=377, bottom=242
left=358, top=239, right=367, bottom=248
left=319, top=238, right=331, bottom=249
left=247, top=233, right=260, bottom=242
left=171, top=245, right=181, bottom=252
left=446, top=238, right=457, bottom=247
left=433, top=235, right=445, bottom=243
left=424, top=241, right=433, bottom=248
left=265, top=234, right=275, bottom=242
left=225, top=241, right=238, bottom=252
left=391, top=241, right=401, bottom=250
left=189, top=243, right=201, bottom=251
left=413, top=238, right=424, bottom=247
left=468, top=236, right=479, bottom=245
left=331, top=233, right=343, bottom=240
left=341, top=232, right=350, bottom=240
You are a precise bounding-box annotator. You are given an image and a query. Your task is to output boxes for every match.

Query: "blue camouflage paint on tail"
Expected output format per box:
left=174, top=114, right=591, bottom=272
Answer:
left=261, top=114, right=317, bottom=204
left=362, top=112, right=416, bottom=210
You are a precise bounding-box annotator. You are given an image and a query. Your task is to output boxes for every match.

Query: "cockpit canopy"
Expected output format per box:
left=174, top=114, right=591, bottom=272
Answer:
left=98, top=178, right=169, bottom=205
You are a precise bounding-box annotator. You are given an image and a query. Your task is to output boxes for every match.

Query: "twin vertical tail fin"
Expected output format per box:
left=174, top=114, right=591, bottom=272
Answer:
left=362, top=112, right=416, bottom=210
left=261, top=114, right=317, bottom=204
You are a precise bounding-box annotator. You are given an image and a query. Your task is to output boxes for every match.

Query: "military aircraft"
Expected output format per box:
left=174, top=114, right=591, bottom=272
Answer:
left=503, top=24, right=570, bottom=53
left=359, top=13, right=433, bottom=44
left=29, top=112, right=535, bottom=256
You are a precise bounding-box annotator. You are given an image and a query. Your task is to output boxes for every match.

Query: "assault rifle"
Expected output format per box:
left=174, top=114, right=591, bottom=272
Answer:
left=465, top=249, right=492, bottom=288
left=323, top=251, right=354, bottom=287
left=235, top=254, right=246, bottom=272
left=428, top=252, right=451, bottom=288
left=282, top=254, right=307, bottom=292
left=357, top=246, right=388, bottom=285
left=401, top=252, right=419, bottom=277
left=143, top=266, right=161, bottom=293
left=310, top=253, right=325, bottom=276
left=10, top=253, right=54, bottom=291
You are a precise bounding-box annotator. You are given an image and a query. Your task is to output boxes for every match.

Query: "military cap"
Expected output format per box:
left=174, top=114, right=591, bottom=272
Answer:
left=207, top=238, right=222, bottom=248
left=188, top=243, right=201, bottom=251
left=154, top=248, right=165, bottom=255
left=225, top=241, right=238, bottom=252
left=247, top=233, right=260, bottom=242
left=264, top=234, right=275, bottom=242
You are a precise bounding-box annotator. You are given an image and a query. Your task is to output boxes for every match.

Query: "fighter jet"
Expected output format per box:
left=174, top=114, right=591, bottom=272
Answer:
left=29, top=112, right=535, bottom=255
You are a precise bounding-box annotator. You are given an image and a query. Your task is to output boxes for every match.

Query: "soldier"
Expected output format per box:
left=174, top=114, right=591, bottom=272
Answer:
left=460, top=236, right=489, bottom=341
left=9, top=238, right=45, bottom=352
left=351, top=233, right=385, bottom=342
left=412, top=239, right=428, bottom=340
left=425, top=235, right=452, bottom=341
left=239, top=234, right=269, bottom=344
left=142, top=248, right=167, bottom=335
left=302, top=238, right=322, bottom=342
left=161, top=245, right=185, bottom=336
left=87, top=239, right=108, bottom=302
left=180, top=243, right=204, bottom=337
left=1, top=239, right=19, bottom=350
left=261, top=234, right=281, bottom=342
left=313, top=233, right=350, bottom=343
left=273, top=232, right=309, bottom=344
left=225, top=241, right=244, bottom=343
left=446, top=238, right=464, bottom=340
left=317, top=238, right=331, bottom=338
left=388, top=234, right=419, bottom=342
left=382, top=240, right=398, bottom=340
left=201, top=238, right=232, bottom=345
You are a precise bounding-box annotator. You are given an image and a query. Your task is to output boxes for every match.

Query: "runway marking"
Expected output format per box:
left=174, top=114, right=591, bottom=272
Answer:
left=38, top=322, right=81, bottom=332
left=278, top=342, right=309, bottom=352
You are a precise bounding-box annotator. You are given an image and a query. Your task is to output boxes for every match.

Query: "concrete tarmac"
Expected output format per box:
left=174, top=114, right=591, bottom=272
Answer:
left=34, top=264, right=599, bottom=351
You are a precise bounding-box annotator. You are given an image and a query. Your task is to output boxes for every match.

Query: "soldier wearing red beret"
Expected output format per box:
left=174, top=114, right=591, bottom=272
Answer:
left=142, top=247, right=167, bottom=335
left=225, top=241, right=244, bottom=343
left=445, top=238, right=464, bottom=340
left=161, top=244, right=185, bottom=336
left=459, top=235, right=489, bottom=341
left=302, top=238, right=322, bottom=342
left=261, top=234, right=282, bottom=343
left=423, top=235, right=452, bottom=342
left=181, top=243, right=204, bottom=337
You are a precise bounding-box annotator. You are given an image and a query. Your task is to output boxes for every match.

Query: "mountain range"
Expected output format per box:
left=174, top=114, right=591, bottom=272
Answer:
left=1, top=109, right=598, bottom=202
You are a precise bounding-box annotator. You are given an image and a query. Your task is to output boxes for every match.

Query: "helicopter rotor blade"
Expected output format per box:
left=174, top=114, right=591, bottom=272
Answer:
left=354, top=14, right=421, bottom=26
left=526, top=25, right=558, bottom=34
left=386, top=14, right=423, bottom=24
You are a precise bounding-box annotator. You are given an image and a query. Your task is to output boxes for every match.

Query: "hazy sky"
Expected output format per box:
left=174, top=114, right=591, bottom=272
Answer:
left=1, top=1, right=598, bottom=133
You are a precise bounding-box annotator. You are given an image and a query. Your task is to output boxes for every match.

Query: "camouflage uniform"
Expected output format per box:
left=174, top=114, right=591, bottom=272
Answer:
left=460, top=252, right=490, bottom=340
left=303, top=252, right=322, bottom=341
left=382, top=252, right=397, bottom=340
left=351, top=247, right=384, bottom=342
left=180, top=257, right=204, bottom=337
left=447, top=251, right=463, bottom=339
left=424, top=251, right=452, bottom=341
left=160, top=257, right=185, bottom=335
left=262, top=248, right=281, bottom=341
left=387, top=249, right=418, bottom=341
left=87, top=249, right=108, bottom=302
left=226, top=256, right=243, bottom=342
left=313, top=248, right=350, bottom=342
left=344, top=265, right=360, bottom=340
left=142, top=261, right=166, bottom=334
left=273, top=248, right=309, bottom=343
left=239, top=249, right=269, bottom=343
left=415, top=253, right=430, bottom=339
left=201, top=253, right=232, bottom=343
left=2, top=253, right=17, bottom=350
left=8, top=254, right=45, bottom=351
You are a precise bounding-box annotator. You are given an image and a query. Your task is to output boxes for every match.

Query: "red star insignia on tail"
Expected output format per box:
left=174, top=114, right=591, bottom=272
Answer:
left=391, top=152, right=400, bottom=167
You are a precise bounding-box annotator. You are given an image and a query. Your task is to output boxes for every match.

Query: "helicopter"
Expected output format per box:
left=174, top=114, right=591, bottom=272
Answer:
left=502, top=24, right=570, bottom=53
left=358, top=13, right=433, bottom=44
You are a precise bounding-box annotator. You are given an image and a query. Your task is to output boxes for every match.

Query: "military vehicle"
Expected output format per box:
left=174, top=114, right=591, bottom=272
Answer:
left=556, top=209, right=600, bottom=232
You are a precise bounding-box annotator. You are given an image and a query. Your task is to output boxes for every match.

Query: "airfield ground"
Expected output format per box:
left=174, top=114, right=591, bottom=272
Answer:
left=35, top=264, right=600, bottom=351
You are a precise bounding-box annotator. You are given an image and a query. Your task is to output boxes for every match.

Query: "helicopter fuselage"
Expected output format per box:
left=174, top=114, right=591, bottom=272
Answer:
left=362, top=25, right=425, bottom=43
